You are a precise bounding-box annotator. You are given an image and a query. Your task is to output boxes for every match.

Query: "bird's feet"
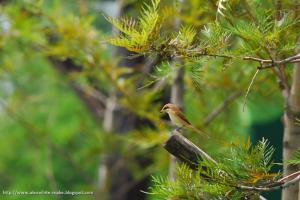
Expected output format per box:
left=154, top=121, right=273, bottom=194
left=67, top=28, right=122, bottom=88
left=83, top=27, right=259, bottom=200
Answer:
left=175, top=126, right=183, bottom=133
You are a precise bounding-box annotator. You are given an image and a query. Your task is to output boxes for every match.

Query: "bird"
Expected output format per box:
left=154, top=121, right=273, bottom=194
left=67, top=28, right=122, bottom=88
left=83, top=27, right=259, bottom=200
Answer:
left=160, top=103, right=208, bottom=137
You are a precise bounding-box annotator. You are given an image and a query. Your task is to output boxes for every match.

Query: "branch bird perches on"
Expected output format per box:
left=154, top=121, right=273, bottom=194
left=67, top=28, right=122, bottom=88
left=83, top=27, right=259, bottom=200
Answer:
left=163, top=133, right=300, bottom=199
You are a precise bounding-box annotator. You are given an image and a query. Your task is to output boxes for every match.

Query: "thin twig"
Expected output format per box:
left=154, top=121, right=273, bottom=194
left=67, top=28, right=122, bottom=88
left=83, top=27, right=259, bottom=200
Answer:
left=243, top=57, right=273, bottom=63
left=277, top=53, right=300, bottom=64
left=243, top=53, right=300, bottom=66
left=278, top=170, right=300, bottom=183
left=191, top=51, right=300, bottom=66
left=242, top=69, right=260, bottom=111
left=289, top=59, right=300, bottom=63
left=237, top=175, right=300, bottom=192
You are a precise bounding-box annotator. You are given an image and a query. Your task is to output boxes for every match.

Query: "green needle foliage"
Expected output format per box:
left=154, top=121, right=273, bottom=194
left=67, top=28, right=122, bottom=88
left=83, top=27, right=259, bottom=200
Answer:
left=106, top=0, right=161, bottom=52
left=106, top=0, right=231, bottom=59
left=149, top=138, right=279, bottom=199
left=107, top=0, right=300, bottom=70
left=287, top=149, right=300, bottom=166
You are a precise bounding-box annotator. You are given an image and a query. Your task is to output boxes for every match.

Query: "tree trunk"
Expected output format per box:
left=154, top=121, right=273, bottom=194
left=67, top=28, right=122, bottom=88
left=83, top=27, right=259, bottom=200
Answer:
left=282, top=62, right=300, bottom=200
left=97, top=1, right=150, bottom=200
left=169, top=0, right=185, bottom=181
left=171, top=67, right=184, bottom=108
left=169, top=67, right=184, bottom=180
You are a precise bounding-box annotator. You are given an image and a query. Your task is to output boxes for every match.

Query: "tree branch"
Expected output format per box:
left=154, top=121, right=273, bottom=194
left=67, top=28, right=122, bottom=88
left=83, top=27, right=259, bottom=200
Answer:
left=278, top=170, right=300, bottom=183
left=237, top=175, right=300, bottom=192
left=51, top=59, right=106, bottom=120
left=243, top=53, right=300, bottom=67
left=163, top=132, right=217, bottom=170
left=163, top=133, right=300, bottom=196
left=163, top=132, right=269, bottom=199
left=202, top=91, right=242, bottom=126
left=184, top=49, right=300, bottom=67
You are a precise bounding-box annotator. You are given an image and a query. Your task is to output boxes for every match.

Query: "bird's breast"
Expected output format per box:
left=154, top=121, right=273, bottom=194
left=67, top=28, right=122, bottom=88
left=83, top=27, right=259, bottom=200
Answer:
left=168, top=112, right=183, bottom=127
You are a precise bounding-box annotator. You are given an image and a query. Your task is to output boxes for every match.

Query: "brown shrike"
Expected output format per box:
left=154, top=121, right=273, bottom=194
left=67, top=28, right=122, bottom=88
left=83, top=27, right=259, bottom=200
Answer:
left=161, top=103, right=208, bottom=137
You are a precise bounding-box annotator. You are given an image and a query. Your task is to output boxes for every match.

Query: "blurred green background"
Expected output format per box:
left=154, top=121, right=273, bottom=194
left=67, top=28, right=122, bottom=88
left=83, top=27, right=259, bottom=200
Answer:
left=0, top=0, right=284, bottom=200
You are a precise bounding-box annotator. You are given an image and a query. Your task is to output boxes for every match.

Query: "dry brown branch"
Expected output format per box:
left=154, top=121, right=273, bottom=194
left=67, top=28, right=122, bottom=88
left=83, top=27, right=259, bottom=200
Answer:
left=202, top=91, right=242, bottom=126
left=163, top=133, right=217, bottom=170
left=183, top=50, right=300, bottom=67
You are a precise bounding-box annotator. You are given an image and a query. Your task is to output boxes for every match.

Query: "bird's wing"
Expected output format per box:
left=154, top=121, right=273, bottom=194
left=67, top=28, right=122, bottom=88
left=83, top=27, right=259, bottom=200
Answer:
left=174, top=110, right=191, bottom=125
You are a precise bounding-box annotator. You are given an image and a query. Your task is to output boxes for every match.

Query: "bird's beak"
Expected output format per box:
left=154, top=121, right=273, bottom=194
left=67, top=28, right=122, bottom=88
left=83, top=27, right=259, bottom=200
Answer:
left=160, top=108, right=165, bottom=113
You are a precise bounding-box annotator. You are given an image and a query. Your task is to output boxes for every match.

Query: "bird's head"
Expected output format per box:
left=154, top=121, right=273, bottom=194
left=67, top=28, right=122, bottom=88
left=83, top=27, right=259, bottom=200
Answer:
left=160, top=103, right=178, bottom=113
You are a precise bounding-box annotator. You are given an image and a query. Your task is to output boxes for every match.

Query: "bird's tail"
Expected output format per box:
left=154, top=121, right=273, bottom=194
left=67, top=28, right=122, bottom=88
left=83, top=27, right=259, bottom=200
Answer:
left=187, top=125, right=210, bottom=138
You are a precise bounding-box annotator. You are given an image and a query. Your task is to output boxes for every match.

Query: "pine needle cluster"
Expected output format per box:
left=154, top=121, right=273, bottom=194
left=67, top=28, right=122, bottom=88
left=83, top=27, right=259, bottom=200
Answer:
left=107, top=0, right=300, bottom=81
left=149, top=138, right=279, bottom=199
left=287, top=148, right=300, bottom=166
left=106, top=0, right=161, bottom=53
